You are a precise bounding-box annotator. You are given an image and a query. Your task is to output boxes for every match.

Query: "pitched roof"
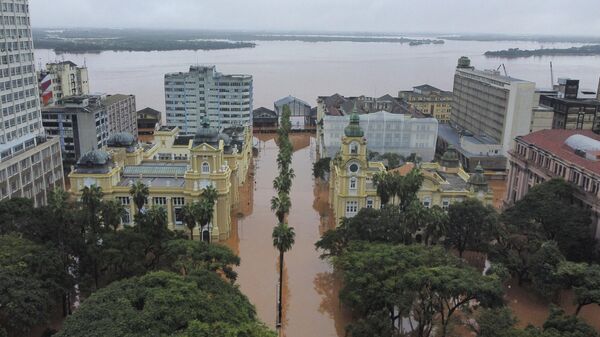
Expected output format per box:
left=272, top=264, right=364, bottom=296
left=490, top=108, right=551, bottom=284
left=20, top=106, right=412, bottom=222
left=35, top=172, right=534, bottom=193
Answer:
left=137, top=107, right=162, bottom=116
left=253, top=107, right=277, bottom=118
left=518, top=129, right=600, bottom=175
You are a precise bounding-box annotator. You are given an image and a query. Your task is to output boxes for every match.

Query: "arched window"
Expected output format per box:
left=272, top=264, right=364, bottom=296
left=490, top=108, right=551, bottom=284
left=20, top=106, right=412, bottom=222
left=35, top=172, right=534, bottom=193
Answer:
left=349, top=142, right=359, bottom=155
left=201, top=162, right=210, bottom=174
left=349, top=177, right=357, bottom=190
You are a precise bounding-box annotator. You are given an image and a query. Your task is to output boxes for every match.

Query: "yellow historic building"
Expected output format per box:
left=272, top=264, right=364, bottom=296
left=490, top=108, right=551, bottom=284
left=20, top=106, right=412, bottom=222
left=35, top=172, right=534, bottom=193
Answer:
left=329, top=112, right=386, bottom=225
left=399, top=85, right=453, bottom=123
left=69, top=121, right=252, bottom=241
left=329, top=114, right=493, bottom=225
left=390, top=147, right=494, bottom=210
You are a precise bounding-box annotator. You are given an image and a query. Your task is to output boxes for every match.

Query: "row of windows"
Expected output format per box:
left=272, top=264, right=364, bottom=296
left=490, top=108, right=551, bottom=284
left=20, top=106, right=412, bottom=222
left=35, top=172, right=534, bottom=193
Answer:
left=0, top=60, right=36, bottom=78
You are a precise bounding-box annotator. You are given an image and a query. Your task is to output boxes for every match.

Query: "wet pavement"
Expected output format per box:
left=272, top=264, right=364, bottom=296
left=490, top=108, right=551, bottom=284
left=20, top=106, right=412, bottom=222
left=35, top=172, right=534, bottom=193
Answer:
left=225, top=134, right=351, bottom=337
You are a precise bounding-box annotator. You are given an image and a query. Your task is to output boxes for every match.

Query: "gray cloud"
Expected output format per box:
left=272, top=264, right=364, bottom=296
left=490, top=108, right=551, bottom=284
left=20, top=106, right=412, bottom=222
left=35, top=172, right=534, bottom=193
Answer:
left=29, top=0, right=600, bottom=35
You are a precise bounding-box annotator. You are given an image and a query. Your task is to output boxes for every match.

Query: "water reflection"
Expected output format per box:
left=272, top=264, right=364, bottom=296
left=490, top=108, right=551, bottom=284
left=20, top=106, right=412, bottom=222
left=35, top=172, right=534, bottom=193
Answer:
left=225, top=134, right=350, bottom=337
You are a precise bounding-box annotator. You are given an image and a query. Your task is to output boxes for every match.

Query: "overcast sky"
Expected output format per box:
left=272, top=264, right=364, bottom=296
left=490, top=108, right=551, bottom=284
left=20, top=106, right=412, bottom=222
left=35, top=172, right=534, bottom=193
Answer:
left=29, top=0, right=600, bottom=36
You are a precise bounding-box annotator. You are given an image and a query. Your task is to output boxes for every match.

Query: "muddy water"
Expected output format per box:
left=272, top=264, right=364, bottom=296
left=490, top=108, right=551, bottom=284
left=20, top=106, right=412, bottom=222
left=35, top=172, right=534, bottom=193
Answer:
left=225, top=133, right=351, bottom=337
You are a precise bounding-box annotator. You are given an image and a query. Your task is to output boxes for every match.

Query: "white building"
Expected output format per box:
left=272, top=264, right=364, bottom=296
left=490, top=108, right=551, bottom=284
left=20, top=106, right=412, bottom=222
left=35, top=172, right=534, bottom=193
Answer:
left=39, top=61, right=89, bottom=106
left=165, top=66, right=253, bottom=133
left=102, top=94, right=137, bottom=136
left=320, top=110, right=438, bottom=161
left=0, top=0, right=65, bottom=206
left=452, top=57, right=536, bottom=156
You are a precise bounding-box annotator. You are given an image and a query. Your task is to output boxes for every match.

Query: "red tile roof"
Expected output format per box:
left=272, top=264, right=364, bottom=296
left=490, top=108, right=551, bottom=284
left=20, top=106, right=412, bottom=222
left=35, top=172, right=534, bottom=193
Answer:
left=518, top=129, right=600, bottom=175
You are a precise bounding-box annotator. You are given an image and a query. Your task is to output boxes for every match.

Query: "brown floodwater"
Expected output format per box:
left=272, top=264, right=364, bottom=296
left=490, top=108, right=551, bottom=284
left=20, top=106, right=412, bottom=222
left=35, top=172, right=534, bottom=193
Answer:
left=225, top=133, right=352, bottom=337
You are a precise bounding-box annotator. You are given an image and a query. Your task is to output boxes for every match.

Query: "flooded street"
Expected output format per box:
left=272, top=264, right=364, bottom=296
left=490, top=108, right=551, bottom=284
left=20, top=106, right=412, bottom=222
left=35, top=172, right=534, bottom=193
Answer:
left=225, top=133, right=351, bottom=337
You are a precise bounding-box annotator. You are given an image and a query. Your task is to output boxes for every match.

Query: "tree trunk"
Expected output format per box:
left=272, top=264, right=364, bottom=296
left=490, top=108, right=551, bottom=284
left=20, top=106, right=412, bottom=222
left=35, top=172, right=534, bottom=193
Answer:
left=575, top=303, right=584, bottom=316
left=278, top=250, right=284, bottom=327
left=189, top=228, right=193, bottom=240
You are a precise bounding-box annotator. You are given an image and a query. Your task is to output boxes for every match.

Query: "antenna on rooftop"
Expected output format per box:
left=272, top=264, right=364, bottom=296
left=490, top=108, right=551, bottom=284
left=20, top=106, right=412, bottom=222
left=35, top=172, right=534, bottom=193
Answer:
left=550, top=62, right=555, bottom=87
left=496, top=64, right=508, bottom=77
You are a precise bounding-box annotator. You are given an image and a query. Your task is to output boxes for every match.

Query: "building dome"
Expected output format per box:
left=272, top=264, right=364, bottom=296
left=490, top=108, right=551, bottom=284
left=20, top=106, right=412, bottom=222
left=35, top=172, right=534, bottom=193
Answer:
left=565, top=134, right=600, bottom=152
left=218, top=133, right=232, bottom=146
left=193, top=118, right=220, bottom=145
left=467, top=162, right=488, bottom=192
left=440, top=146, right=460, bottom=168
left=344, top=104, right=364, bottom=138
left=107, top=132, right=136, bottom=148
left=77, top=149, right=111, bottom=167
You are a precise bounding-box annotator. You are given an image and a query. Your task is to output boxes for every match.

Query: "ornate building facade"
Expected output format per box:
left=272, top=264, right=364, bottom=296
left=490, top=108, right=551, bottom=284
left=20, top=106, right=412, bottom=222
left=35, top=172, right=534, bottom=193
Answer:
left=68, top=122, right=252, bottom=241
left=329, top=115, right=493, bottom=226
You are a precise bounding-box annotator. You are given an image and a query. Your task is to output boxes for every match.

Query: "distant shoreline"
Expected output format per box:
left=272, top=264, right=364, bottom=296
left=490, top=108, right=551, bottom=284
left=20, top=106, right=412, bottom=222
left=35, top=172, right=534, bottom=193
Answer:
left=484, top=45, right=600, bottom=58
left=32, top=28, right=445, bottom=53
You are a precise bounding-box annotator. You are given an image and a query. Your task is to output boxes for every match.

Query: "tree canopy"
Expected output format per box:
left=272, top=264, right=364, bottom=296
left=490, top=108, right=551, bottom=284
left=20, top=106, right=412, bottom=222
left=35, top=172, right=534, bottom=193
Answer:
left=55, top=271, right=275, bottom=337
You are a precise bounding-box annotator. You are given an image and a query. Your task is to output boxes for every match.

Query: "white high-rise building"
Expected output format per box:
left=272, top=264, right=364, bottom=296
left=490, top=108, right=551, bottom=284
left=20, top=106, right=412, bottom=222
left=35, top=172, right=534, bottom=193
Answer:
left=165, top=65, right=253, bottom=133
left=451, top=57, right=536, bottom=156
left=0, top=0, right=64, bottom=206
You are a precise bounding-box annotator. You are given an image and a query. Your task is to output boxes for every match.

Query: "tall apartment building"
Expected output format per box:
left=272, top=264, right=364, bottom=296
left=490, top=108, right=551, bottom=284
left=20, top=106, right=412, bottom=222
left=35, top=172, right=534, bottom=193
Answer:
left=39, top=61, right=89, bottom=106
left=0, top=0, right=64, bottom=206
left=42, top=96, right=109, bottom=164
left=451, top=57, right=536, bottom=156
left=102, top=94, right=137, bottom=135
left=399, top=85, right=453, bottom=123
left=165, top=66, right=253, bottom=133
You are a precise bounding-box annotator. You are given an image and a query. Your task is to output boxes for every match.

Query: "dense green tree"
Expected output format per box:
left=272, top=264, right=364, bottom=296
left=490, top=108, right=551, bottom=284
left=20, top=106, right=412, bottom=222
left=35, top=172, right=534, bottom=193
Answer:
left=333, top=242, right=503, bottom=337
left=556, top=261, right=600, bottom=315
left=80, top=184, right=104, bottom=232
left=529, top=241, right=565, bottom=301
left=0, top=197, right=34, bottom=234
left=273, top=168, right=295, bottom=194
left=372, top=169, right=423, bottom=210
left=312, top=157, right=331, bottom=180
left=447, top=198, right=498, bottom=258
left=55, top=271, right=275, bottom=337
left=272, top=222, right=295, bottom=327
left=135, top=206, right=172, bottom=269
left=0, top=235, right=64, bottom=335
left=502, top=179, right=596, bottom=261
left=163, top=240, right=240, bottom=281
left=473, top=307, right=521, bottom=337
left=129, top=180, right=149, bottom=213
left=541, top=307, right=598, bottom=337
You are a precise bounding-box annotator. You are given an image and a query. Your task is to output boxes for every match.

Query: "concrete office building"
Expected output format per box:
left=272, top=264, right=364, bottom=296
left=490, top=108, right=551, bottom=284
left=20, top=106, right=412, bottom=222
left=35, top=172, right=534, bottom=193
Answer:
left=506, top=129, right=600, bottom=239
left=39, top=61, right=89, bottom=106
left=0, top=0, right=64, bottom=206
left=539, top=79, right=600, bottom=132
left=451, top=57, right=536, bottom=156
left=103, top=94, right=137, bottom=135
left=399, top=85, right=453, bottom=123
left=274, top=95, right=312, bottom=130
left=165, top=66, right=253, bottom=133
left=42, top=96, right=109, bottom=164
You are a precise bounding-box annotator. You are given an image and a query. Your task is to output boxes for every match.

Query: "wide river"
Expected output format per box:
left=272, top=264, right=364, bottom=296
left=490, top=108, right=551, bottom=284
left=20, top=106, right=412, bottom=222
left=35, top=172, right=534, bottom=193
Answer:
left=35, top=39, right=600, bottom=111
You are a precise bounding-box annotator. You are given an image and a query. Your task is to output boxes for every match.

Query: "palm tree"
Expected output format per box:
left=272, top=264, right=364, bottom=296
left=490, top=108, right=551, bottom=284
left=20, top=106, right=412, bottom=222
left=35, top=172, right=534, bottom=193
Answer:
left=271, top=193, right=291, bottom=223
left=273, top=168, right=295, bottom=195
left=129, top=181, right=149, bottom=214
left=101, top=200, right=126, bottom=232
left=373, top=172, right=392, bottom=206
left=181, top=203, right=198, bottom=240
left=81, top=185, right=104, bottom=232
left=272, top=222, right=295, bottom=328
left=196, top=199, right=214, bottom=242
left=202, top=185, right=218, bottom=208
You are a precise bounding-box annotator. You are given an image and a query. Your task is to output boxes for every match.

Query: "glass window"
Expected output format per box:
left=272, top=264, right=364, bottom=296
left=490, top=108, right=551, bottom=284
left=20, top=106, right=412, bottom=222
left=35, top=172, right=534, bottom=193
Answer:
left=366, top=198, right=374, bottom=209
left=345, top=200, right=359, bottom=216
left=202, top=162, right=210, bottom=174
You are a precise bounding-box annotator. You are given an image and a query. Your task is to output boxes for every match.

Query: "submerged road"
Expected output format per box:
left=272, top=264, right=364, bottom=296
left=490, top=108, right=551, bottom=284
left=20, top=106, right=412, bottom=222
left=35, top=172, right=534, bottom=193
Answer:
left=225, top=134, right=350, bottom=337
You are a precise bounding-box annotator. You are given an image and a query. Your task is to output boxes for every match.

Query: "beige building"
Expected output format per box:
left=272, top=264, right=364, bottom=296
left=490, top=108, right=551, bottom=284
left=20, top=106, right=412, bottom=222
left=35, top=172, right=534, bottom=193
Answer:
left=69, top=123, right=252, bottom=241
left=329, top=112, right=386, bottom=225
left=39, top=61, right=89, bottom=106
left=329, top=112, right=493, bottom=226
left=103, top=94, right=137, bottom=136
left=399, top=85, right=453, bottom=123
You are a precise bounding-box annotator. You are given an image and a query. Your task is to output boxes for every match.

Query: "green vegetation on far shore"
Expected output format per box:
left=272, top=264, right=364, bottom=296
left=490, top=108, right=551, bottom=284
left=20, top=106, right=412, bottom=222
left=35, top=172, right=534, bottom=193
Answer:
left=484, top=44, right=600, bottom=58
